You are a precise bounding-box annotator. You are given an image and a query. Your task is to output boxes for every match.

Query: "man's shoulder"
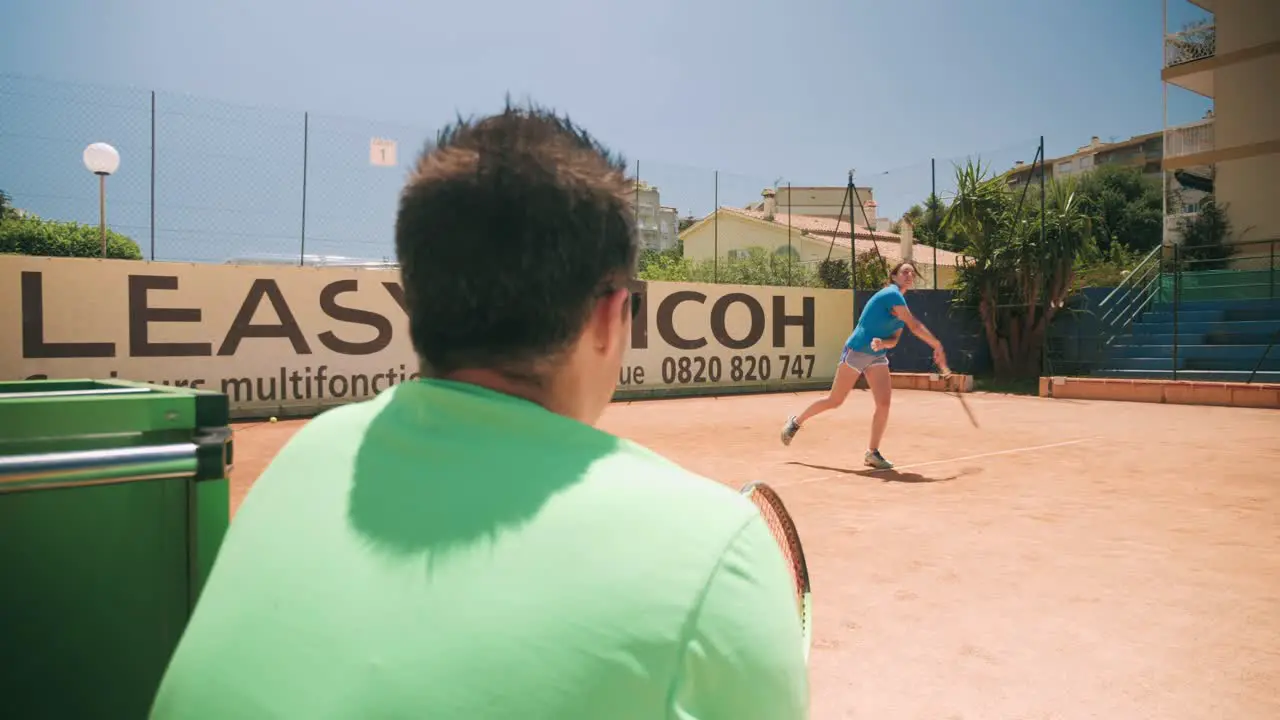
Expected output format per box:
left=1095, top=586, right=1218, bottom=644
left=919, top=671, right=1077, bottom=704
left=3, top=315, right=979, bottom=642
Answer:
left=589, top=439, right=759, bottom=524
left=261, top=391, right=393, bottom=466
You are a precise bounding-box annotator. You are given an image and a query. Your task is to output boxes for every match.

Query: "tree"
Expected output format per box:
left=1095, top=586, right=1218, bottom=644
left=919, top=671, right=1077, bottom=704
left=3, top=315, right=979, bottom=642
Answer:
left=0, top=189, right=15, bottom=221
left=816, top=249, right=890, bottom=291
left=943, top=160, right=1090, bottom=378
left=1073, top=163, right=1162, bottom=252
left=636, top=244, right=692, bottom=281
left=1176, top=195, right=1232, bottom=271
left=899, top=193, right=966, bottom=253
left=1073, top=240, right=1142, bottom=291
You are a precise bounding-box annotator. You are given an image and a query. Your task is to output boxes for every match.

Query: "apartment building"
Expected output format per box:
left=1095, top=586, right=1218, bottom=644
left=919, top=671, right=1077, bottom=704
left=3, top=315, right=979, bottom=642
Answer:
left=1162, top=0, right=1280, bottom=249
left=632, top=181, right=680, bottom=251
left=1004, top=128, right=1217, bottom=240
left=1006, top=132, right=1165, bottom=190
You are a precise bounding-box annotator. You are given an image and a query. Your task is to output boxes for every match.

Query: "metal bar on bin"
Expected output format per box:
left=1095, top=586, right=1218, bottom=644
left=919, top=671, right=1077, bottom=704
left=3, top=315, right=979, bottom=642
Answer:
left=0, top=443, right=199, bottom=494
left=0, top=387, right=154, bottom=400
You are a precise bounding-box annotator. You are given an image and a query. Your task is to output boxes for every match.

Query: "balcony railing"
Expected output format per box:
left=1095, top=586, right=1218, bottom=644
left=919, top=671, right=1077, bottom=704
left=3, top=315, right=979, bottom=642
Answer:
left=1164, top=23, right=1215, bottom=68
left=1164, top=117, right=1214, bottom=159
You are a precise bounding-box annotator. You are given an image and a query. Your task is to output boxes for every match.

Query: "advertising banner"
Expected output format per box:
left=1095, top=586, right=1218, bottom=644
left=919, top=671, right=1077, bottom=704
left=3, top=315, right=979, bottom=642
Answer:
left=0, top=257, right=852, bottom=416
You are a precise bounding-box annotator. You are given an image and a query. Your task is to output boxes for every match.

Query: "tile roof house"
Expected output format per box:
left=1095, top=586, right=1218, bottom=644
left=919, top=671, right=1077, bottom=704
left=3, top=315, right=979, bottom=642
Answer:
left=677, top=187, right=966, bottom=288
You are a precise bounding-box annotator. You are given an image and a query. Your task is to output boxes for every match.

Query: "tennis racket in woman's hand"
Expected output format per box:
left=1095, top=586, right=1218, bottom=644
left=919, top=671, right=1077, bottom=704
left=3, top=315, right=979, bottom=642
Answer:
left=740, top=481, right=812, bottom=661
left=934, top=359, right=979, bottom=428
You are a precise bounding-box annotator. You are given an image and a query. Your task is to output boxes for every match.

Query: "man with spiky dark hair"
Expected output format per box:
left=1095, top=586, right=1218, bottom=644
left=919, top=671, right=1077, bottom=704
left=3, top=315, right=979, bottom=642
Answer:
left=151, top=103, right=808, bottom=719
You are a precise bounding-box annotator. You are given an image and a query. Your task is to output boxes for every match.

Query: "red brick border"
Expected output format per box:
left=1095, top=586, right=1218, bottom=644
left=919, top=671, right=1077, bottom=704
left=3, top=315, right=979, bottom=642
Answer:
left=892, top=372, right=974, bottom=393
left=1039, top=377, right=1280, bottom=409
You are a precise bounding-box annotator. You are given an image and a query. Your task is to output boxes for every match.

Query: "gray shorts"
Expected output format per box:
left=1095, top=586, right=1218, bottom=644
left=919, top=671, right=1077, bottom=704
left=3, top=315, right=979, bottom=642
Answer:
left=839, top=347, right=890, bottom=372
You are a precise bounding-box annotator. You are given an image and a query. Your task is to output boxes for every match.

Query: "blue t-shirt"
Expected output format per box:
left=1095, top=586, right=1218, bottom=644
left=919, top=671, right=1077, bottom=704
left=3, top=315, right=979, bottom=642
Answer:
left=845, top=284, right=907, bottom=356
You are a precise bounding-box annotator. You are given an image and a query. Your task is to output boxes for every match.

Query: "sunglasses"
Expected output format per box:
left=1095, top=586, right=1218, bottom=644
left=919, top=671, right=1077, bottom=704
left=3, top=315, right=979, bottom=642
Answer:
left=627, top=290, right=643, bottom=319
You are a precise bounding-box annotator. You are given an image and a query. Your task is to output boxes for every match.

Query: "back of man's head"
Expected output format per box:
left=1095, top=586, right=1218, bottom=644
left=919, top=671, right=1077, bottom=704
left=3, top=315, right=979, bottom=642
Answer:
left=395, top=102, right=637, bottom=394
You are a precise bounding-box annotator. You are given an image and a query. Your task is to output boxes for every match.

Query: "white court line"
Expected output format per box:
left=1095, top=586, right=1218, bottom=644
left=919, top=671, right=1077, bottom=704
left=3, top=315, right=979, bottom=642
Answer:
left=778, top=436, right=1101, bottom=488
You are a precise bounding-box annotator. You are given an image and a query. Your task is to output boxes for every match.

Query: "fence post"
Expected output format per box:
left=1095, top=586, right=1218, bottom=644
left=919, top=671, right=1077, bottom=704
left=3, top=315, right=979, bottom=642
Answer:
left=299, top=112, right=309, bottom=266
left=931, top=157, right=937, bottom=290
left=1172, top=242, right=1180, bottom=381
left=149, top=91, right=156, bottom=261
left=713, top=170, right=718, bottom=283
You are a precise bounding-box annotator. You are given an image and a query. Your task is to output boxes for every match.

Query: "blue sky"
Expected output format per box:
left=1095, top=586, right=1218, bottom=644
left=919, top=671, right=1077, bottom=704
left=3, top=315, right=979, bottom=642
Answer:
left=0, top=0, right=1213, bottom=262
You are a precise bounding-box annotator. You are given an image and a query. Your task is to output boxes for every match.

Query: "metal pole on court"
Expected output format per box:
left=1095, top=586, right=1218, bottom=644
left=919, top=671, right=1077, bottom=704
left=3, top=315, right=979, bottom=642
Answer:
left=150, top=91, right=156, bottom=261
left=300, top=111, right=309, bottom=266
left=848, top=172, right=856, bottom=312
left=931, top=157, right=937, bottom=289
left=98, top=174, right=107, bottom=258
left=635, top=160, right=641, bottom=235
left=1172, top=242, right=1180, bottom=381
left=1039, top=136, right=1047, bottom=375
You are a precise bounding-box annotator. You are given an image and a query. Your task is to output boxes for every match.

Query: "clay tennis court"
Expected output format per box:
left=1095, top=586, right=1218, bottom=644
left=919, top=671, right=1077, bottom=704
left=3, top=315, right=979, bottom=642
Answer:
left=228, top=389, right=1280, bottom=719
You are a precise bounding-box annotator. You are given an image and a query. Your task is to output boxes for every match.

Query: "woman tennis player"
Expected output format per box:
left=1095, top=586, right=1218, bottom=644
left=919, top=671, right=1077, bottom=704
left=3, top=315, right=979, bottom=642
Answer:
left=780, top=261, right=946, bottom=470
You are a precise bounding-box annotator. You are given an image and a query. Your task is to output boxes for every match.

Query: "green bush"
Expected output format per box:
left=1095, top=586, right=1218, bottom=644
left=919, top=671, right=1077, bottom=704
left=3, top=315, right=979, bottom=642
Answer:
left=1176, top=195, right=1232, bottom=271
left=637, top=245, right=819, bottom=287
left=817, top=250, right=890, bottom=290
left=1072, top=239, right=1142, bottom=290
left=0, top=215, right=143, bottom=260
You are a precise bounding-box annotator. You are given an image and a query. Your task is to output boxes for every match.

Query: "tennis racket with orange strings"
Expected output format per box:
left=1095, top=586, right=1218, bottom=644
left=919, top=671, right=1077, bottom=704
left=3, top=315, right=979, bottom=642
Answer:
left=739, top=481, right=812, bottom=661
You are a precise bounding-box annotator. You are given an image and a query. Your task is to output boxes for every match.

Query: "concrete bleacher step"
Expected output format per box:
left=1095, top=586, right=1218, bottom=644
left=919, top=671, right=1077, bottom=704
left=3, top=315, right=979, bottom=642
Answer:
left=1092, top=368, right=1280, bottom=383
left=1106, top=344, right=1280, bottom=361
left=1137, top=310, right=1224, bottom=324
left=1104, top=357, right=1280, bottom=372
left=1130, top=319, right=1280, bottom=336
left=1114, top=332, right=1278, bottom=345
left=1089, top=284, right=1280, bottom=384
left=1224, top=306, right=1280, bottom=323
left=1147, top=297, right=1280, bottom=315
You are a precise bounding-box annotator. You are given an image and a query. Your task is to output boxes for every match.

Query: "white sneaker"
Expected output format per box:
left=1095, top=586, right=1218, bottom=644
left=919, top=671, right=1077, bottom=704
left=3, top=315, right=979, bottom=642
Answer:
left=864, top=449, right=893, bottom=470
left=780, top=416, right=801, bottom=446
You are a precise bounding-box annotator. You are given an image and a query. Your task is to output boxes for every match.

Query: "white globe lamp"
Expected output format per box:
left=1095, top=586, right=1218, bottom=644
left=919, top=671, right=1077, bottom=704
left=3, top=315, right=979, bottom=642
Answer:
left=82, top=142, right=121, bottom=176
left=82, top=142, right=120, bottom=258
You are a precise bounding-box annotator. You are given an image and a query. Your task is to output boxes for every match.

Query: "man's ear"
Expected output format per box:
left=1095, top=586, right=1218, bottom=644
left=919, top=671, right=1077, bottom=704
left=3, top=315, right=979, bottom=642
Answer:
left=590, top=288, right=630, bottom=352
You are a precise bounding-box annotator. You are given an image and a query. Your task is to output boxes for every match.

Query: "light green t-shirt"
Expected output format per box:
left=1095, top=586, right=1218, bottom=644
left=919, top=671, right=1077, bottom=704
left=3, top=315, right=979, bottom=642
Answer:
left=151, top=379, right=808, bottom=719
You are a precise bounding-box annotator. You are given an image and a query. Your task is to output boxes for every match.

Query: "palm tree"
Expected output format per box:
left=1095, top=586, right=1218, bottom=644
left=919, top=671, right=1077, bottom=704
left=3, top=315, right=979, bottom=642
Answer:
left=943, top=160, right=1090, bottom=378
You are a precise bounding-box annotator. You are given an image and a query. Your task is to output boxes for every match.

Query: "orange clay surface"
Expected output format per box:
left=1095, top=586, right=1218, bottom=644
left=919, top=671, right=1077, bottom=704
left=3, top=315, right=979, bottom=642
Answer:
left=228, top=389, right=1280, bottom=719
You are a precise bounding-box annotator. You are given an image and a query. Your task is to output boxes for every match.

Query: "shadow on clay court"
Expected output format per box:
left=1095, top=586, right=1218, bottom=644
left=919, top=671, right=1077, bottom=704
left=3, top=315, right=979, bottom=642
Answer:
left=786, top=461, right=958, bottom=484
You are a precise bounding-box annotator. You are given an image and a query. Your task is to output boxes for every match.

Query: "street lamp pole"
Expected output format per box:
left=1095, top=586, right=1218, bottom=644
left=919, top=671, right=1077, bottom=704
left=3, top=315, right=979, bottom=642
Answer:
left=82, top=142, right=120, bottom=258
left=98, top=174, right=106, bottom=256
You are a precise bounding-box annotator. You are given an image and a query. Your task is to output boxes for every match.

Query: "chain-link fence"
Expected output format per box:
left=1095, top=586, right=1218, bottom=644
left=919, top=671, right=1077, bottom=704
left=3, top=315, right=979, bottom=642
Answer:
left=1, top=74, right=432, bottom=263
left=631, top=137, right=1045, bottom=291
left=1, top=73, right=1031, bottom=299
left=8, top=77, right=1133, bottom=381
left=1, top=75, right=154, bottom=254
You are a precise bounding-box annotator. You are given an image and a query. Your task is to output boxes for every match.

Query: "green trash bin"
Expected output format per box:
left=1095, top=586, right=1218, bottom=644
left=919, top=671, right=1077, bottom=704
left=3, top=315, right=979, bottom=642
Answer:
left=0, top=379, right=232, bottom=719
